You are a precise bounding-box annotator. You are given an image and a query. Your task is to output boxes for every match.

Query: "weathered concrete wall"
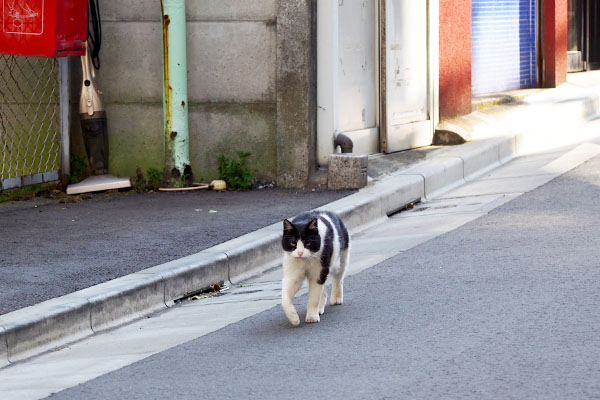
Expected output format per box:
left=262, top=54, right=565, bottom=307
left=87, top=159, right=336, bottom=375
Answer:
left=70, top=0, right=282, bottom=183
left=276, top=0, right=317, bottom=187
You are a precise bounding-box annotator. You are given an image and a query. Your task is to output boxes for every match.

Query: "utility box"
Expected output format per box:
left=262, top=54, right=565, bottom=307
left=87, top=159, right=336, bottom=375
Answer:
left=0, top=0, right=88, bottom=57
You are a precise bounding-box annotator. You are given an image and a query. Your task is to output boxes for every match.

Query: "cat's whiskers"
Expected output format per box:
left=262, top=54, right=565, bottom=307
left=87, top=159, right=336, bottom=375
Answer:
left=304, top=252, right=320, bottom=260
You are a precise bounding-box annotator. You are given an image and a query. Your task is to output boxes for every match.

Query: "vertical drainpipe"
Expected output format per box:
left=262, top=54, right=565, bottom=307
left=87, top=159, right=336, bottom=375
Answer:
left=161, top=0, right=191, bottom=186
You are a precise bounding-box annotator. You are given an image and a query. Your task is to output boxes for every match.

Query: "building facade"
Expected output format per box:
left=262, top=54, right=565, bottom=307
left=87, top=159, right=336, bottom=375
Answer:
left=66, top=0, right=573, bottom=189
left=439, top=0, right=570, bottom=119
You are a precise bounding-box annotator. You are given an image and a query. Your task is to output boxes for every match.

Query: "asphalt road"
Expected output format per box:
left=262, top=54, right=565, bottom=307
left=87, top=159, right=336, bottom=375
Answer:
left=0, top=188, right=353, bottom=315
left=47, top=155, right=600, bottom=399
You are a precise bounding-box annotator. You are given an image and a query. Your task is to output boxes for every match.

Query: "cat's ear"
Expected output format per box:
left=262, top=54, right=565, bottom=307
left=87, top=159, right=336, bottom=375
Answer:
left=307, top=218, right=319, bottom=233
left=283, top=219, right=295, bottom=234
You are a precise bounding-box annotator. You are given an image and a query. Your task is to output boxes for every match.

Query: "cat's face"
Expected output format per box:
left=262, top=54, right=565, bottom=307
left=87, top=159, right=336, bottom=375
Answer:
left=282, top=218, right=321, bottom=259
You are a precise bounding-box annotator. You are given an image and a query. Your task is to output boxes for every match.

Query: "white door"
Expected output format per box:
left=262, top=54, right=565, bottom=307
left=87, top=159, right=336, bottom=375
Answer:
left=337, top=0, right=379, bottom=155
left=317, top=0, right=379, bottom=165
left=380, top=0, right=433, bottom=153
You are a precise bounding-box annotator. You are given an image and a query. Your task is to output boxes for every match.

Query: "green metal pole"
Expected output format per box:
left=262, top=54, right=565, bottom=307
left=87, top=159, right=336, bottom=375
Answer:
left=161, top=0, right=191, bottom=186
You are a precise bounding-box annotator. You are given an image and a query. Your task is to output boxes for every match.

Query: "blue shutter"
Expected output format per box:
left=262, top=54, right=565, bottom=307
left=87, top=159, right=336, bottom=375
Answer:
left=472, top=0, right=537, bottom=95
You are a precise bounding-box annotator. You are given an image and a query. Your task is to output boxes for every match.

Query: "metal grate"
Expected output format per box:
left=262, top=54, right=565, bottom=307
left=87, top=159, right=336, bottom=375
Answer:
left=0, top=53, right=61, bottom=190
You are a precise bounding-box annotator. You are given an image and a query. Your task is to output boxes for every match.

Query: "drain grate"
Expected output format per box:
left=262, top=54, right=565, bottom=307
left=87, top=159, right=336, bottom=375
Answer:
left=386, top=199, right=421, bottom=217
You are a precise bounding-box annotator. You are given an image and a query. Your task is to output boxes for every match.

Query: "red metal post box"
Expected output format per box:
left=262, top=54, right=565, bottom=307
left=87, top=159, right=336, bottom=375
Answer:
left=0, top=0, right=88, bottom=57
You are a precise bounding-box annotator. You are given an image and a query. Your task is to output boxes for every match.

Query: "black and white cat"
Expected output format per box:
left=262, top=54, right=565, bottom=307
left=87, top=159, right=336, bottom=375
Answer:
left=281, top=210, right=350, bottom=325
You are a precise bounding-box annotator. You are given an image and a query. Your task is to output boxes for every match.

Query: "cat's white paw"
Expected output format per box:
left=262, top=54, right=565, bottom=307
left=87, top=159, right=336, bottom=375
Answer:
left=288, top=313, right=300, bottom=326
left=318, top=306, right=325, bottom=315
left=330, top=296, right=343, bottom=305
left=305, top=314, right=320, bottom=323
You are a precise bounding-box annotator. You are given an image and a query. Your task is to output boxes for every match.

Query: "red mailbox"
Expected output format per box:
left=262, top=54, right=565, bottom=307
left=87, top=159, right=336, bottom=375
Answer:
left=0, top=0, right=88, bottom=57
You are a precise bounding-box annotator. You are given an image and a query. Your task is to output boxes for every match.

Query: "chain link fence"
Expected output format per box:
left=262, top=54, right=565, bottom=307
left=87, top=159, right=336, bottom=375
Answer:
left=0, top=53, right=61, bottom=190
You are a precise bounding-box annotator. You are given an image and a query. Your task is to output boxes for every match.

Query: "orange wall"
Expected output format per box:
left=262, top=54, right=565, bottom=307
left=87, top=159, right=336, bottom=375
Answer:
left=439, top=0, right=568, bottom=117
left=439, top=0, right=472, bottom=118
left=543, top=0, right=568, bottom=87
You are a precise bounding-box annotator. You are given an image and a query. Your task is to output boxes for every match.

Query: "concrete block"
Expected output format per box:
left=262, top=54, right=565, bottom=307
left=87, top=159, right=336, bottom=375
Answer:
left=76, top=273, right=166, bottom=332
left=321, top=192, right=385, bottom=233
left=86, top=102, right=277, bottom=183
left=371, top=174, right=424, bottom=216
left=498, top=136, right=517, bottom=164
left=0, top=327, right=8, bottom=368
left=320, top=173, right=423, bottom=232
left=101, top=1, right=161, bottom=21
left=187, top=0, right=277, bottom=20
left=402, top=157, right=464, bottom=198
left=0, top=296, right=92, bottom=362
left=210, top=230, right=282, bottom=284
left=102, top=103, right=165, bottom=178
left=144, top=251, right=229, bottom=304
left=95, top=22, right=163, bottom=104
left=188, top=103, right=277, bottom=182
left=95, top=20, right=276, bottom=104
left=460, top=139, right=503, bottom=180
left=551, top=94, right=599, bottom=121
left=102, top=0, right=277, bottom=22
left=187, top=21, right=276, bottom=103
left=327, top=154, right=368, bottom=189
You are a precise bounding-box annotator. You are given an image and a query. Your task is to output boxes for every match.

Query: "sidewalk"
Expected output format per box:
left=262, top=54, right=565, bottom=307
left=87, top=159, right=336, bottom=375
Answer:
left=1, top=71, right=600, bottom=367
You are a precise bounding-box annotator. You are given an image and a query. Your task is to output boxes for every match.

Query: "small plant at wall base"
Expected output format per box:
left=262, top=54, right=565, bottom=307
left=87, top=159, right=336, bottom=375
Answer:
left=133, top=167, right=164, bottom=192
left=0, top=184, right=42, bottom=203
left=62, top=154, right=89, bottom=184
left=218, top=151, right=255, bottom=191
left=146, top=167, right=164, bottom=191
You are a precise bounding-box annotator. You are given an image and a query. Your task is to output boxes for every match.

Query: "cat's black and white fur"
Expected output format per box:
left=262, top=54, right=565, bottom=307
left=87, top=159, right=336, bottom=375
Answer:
left=281, top=211, right=350, bottom=326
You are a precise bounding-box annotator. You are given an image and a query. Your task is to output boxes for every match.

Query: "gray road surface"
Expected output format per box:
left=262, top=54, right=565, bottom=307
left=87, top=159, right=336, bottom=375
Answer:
left=0, top=189, right=353, bottom=315
left=47, top=156, right=600, bottom=399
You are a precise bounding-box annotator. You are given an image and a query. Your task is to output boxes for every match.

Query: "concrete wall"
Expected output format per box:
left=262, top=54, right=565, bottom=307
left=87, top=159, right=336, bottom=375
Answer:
left=438, top=0, right=471, bottom=118
left=70, top=0, right=289, bottom=184
left=276, top=0, right=317, bottom=187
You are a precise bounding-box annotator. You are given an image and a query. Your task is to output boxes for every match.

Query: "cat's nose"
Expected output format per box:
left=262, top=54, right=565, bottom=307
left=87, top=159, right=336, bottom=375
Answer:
left=297, top=250, right=304, bottom=257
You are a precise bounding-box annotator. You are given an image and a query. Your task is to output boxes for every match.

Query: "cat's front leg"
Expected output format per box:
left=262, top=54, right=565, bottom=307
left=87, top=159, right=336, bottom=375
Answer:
left=306, top=280, right=324, bottom=323
left=282, top=275, right=303, bottom=326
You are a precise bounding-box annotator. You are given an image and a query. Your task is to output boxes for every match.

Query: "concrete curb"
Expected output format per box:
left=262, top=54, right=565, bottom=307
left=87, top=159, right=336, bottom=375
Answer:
left=1, top=327, right=8, bottom=368
left=1, top=85, right=599, bottom=367
left=0, top=137, right=511, bottom=366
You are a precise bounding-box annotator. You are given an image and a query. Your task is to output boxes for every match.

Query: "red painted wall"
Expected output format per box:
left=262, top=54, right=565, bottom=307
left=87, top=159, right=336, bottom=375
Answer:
left=439, top=0, right=471, bottom=118
left=543, top=0, right=568, bottom=87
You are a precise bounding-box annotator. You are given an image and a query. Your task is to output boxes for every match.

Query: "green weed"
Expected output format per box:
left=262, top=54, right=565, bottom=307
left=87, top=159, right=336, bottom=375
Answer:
left=218, top=151, right=255, bottom=191
left=0, top=184, right=44, bottom=203
left=69, top=154, right=89, bottom=183
left=146, top=167, right=164, bottom=191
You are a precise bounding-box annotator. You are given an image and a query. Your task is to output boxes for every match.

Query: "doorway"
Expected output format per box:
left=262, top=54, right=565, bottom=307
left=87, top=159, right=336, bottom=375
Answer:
left=471, top=0, right=538, bottom=94
left=568, top=0, right=600, bottom=72
left=317, top=0, right=437, bottom=165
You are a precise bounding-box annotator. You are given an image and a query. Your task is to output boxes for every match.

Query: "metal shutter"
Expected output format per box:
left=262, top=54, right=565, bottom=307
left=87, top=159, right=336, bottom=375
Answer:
left=472, top=0, right=537, bottom=95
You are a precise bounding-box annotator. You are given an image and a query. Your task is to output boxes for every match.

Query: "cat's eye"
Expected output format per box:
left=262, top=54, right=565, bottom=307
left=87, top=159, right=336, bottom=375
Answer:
left=290, top=241, right=296, bottom=247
